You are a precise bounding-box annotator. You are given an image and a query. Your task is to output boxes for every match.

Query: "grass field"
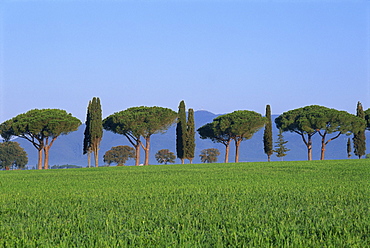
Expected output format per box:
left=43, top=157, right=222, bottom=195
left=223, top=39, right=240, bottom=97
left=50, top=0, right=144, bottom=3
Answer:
left=0, top=160, right=369, bottom=247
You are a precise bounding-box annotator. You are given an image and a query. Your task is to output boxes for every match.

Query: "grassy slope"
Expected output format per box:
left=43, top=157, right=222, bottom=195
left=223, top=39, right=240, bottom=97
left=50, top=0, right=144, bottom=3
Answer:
left=0, top=160, right=369, bottom=247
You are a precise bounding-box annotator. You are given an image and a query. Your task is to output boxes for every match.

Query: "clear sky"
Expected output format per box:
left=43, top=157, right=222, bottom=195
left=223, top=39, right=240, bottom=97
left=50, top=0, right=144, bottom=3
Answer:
left=1, top=0, right=369, bottom=122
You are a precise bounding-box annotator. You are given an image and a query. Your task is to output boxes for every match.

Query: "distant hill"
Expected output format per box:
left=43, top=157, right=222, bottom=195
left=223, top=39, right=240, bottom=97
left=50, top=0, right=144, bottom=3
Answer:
left=13, top=110, right=370, bottom=168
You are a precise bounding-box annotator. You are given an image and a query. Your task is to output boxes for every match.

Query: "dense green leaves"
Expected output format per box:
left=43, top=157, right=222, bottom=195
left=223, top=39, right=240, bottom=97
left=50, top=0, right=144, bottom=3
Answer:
left=103, top=145, right=135, bottom=166
left=0, top=109, right=81, bottom=169
left=185, top=108, right=195, bottom=163
left=83, top=97, right=103, bottom=167
left=155, top=149, right=176, bottom=164
left=176, top=100, right=187, bottom=164
left=275, top=105, right=365, bottom=160
left=103, top=106, right=177, bottom=165
left=353, top=102, right=366, bottom=159
left=263, top=105, right=273, bottom=161
left=0, top=141, right=28, bottom=170
left=199, top=148, right=220, bottom=163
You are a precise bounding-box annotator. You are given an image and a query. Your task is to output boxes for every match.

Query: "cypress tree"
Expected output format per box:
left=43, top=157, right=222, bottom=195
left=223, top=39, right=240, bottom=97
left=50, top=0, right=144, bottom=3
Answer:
left=84, top=97, right=103, bottom=167
left=263, top=104, right=273, bottom=162
left=353, top=101, right=366, bottom=159
left=83, top=100, right=92, bottom=167
left=273, top=128, right=290, bottom=161
left=176, top=100, right=187, bottom=164
left=347, top=138, right=352, bottom=158
left=185, top=108, right=195, bottom=163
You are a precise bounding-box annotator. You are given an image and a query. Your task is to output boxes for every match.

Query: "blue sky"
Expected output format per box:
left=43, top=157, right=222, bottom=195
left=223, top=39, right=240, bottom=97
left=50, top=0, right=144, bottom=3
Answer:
left=1, top=1, right=369, bottom=122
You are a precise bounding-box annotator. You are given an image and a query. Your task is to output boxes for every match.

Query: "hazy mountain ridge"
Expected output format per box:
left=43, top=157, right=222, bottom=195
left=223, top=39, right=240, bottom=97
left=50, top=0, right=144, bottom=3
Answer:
left=14, top=110, right=369, bottom=167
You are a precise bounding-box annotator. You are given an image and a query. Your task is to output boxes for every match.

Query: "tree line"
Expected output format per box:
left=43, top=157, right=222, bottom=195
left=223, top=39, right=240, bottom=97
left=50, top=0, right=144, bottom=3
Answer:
left=0, top=98, right=369, bottom=169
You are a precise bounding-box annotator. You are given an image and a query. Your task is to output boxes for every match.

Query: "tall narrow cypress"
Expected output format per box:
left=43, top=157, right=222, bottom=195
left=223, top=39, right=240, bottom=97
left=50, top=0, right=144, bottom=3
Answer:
left=185, top=108, right=195, bottom=163
left=176, top=100, right=187, bottom=164
left=83, top=100, right=92, bottom=167
left=83, top=97, right=103, bottom=167
left=91, top=97, right=103, bottom=167
left=263, top=105, right=273, bottom=162
left=353, top=101, right=366, bottom=159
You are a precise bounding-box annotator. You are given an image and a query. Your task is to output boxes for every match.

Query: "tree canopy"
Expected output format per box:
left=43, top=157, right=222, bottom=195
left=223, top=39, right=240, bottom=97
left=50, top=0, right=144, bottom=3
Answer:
left=185, top=108, right=195, bottom=163
left=103, top=145, right=135, bottom=166
left=275, top=105, right=365, bottom=160
left=0, top=141, right=28, bottom=170
left=263, top=105, right=273, bottom=162
left=155, top=149, right=176, bottom=164
left=103, top=106, right=177, bottom=165
left=199, top=110, right=265, bottom=163
left=199, top=148, right=220, bottom=163
left=0, top=109, right=81, bottom=169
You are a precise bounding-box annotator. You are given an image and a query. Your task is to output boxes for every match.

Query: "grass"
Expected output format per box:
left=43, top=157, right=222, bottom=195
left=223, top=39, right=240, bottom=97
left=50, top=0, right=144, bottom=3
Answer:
left=0, top=160, right=369, bottom=247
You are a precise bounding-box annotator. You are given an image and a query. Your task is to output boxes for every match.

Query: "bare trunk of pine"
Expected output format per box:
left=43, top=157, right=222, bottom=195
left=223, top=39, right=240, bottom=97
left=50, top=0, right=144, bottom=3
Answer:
left=144, top=137, right=150, bottom=165
left=235, top=139, right=241, bottom=163
left=37, top=149, right=43, bottom=169
left=224, top=142, right=230, bottom=163
left=44, top=147, right=49, bottom=169
left=135, top=143, right=140, bottom=166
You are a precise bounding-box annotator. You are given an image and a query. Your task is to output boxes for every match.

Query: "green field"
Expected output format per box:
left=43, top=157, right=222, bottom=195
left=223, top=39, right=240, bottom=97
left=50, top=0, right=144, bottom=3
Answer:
left=0, top=160, right=369, bottom=247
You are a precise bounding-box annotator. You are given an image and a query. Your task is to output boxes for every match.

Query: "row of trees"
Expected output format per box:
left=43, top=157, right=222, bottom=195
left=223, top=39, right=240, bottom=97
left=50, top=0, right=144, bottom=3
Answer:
left=1, top=99, right=369, bottom=169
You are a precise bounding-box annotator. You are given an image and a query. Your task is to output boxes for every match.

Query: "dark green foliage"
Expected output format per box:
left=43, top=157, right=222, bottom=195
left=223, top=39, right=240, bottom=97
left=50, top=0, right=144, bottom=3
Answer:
left=198, top=121, right=233, bottom=163
left=273, top=129, right=290, bottom=161
left=176, top=100, right=187, bottom=163
left=275, top=105, right=365, bottom=161
left=0, top=141, right=28, bottom=170
left=0, top=109, right=81, bottom=169
left=199, top=148, right=220, bottom=163
left=155, top=149, right=176, bottom=164
left=214, top=110, right=265, bottom=162
left=353, top=102, right=366, bottom=159
left=347, top=138, right=352, bottom=158
left=364, top=108, right=370, bottom=130
left=185, top=108, right=195, bottom=163
left=263, top=105, right=273, bottom=161
left=103, top=106, right=177, bottom=165
left=83, top=97, right=103, bottom=167
left=103, top=146, right=135, bottom=166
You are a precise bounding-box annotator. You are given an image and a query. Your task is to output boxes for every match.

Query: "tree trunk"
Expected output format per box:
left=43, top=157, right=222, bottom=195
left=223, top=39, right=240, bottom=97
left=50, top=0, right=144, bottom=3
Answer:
left=235, top=139, right=241, bottom=163
left=87, top=152, right=91, bottom=168
left=37, top=149, right=43, bottom=170
left=144, top=136, right=150, bottom=165
left=94, top=149, right=99, bottom=167
left=135, top=143, right=140, bottom=166
left=307, top=135, right=312, bottom=161
left=224, top=141, right=230, bottom=163
left=44, top=146, right=49, bottom=169
left=189, top=158, right=193, bottom=164
left=181, top=158, right=185, bottom=164
left=268, top=154, right=271, bottom=162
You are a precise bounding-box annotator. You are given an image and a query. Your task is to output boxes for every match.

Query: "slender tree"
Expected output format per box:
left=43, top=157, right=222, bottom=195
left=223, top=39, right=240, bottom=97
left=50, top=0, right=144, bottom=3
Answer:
left=353, top=102, right=366, bottom=159
left=273, top=128, right=290, bottom=161
left=185, top=108, right=195, bottom=163
left=263, top=105, right=273, bottom=162
left=0, top=109, right=81, bottom=169
left=83, top=100, right=92, bottom=167
left=176, top=100, right=187, bottom=164
left=347, top=138, right=352, bottom=158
